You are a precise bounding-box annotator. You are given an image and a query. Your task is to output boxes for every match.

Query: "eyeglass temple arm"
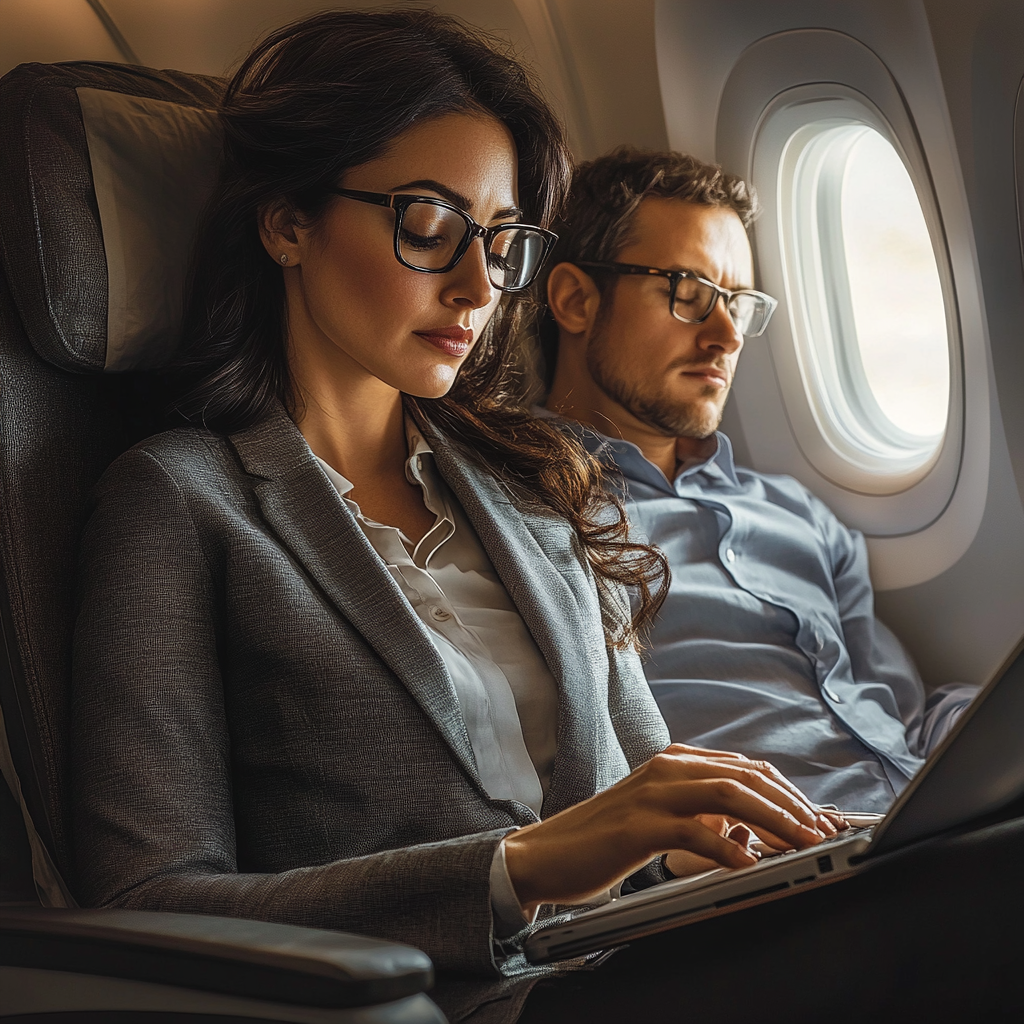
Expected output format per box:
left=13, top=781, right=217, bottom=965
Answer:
left=331, top=187, right=394, bottom=207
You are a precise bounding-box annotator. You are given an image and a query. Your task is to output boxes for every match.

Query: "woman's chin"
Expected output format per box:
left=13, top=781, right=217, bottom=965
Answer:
left=396, top=368, right=462, bottom=401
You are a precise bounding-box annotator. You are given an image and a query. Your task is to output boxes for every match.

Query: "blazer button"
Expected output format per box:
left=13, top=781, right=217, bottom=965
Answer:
left=429, top=605, right=452, bottom=622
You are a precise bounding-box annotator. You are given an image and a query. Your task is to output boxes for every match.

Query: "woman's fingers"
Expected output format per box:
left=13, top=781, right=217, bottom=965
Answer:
left=662, top=847, right=722, bottom=877
left=664, top=774, right=825, bottom=851
left=665, top=742, right=751, bottom=759
left=667, top=817, right=761, bottom=870
left=821, top=808, right=849, bottom=830
left=664, top=744, right=832, bottom=831
left=651, top=750, right=823, bottom=837
left=505, top=749, right=835, bottom=913
left=746, top=824, right=792, bottom=851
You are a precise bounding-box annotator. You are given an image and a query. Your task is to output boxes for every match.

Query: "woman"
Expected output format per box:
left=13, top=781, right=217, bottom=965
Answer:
left=71, top=9, right=837, bottom=975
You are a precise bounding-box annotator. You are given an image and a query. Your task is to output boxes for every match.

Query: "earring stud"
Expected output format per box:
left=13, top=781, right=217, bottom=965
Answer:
left=279, top=254, right=289, bottom=265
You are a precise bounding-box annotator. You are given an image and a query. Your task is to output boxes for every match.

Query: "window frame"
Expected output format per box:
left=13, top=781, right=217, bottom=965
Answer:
left=751, top=85, right=963, bottom=503
left=784, top=112, right=951, bottom=465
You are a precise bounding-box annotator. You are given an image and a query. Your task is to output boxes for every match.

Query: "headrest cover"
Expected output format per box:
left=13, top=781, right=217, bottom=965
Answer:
left=79, top=89, right=222, bottom=370
left=0, top=63, right=225, bottom=373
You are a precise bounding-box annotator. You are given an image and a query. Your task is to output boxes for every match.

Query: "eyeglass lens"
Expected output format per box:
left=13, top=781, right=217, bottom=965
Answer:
left=671, top=276, right=772, bottom=336
left=398, top=201, right=547, bottom=290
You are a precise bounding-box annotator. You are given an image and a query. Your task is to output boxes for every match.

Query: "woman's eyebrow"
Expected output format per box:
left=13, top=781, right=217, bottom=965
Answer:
left=390, top=178, right=523, bottom=220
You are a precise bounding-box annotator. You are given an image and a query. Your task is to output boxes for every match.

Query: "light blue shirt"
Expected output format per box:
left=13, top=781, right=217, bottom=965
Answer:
left=571, top=424, right=978, bottom=812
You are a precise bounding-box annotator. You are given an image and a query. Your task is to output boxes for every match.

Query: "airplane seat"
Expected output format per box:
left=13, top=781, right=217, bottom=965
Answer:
left=0, top=60, right=443, bottom=1023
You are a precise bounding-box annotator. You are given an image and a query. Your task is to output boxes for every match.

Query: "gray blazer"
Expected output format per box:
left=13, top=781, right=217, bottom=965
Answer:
left=71, top=402, right=670, bottom=974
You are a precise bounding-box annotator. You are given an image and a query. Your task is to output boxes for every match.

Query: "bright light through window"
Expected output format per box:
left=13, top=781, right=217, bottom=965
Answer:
left=778, top=114, right=953, bottom=480
left=841, top=130, right=949, bottom=437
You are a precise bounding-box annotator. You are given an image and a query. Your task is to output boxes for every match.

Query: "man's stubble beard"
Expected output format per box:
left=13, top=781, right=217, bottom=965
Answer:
left=585, top=325, right=728, bottom=440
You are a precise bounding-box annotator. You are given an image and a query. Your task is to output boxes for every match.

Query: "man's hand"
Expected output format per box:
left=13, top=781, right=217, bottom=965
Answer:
left=503, top=744, right=836, bottom=914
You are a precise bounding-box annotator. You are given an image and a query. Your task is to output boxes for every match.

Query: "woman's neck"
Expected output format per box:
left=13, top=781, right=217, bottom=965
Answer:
left=287, top=328, right=407, bottom=491
left=281, top=277, right=437, bottom=544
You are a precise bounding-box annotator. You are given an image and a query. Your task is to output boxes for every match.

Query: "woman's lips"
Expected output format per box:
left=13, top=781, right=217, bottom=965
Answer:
left=413, top=326, right=473, bottom=357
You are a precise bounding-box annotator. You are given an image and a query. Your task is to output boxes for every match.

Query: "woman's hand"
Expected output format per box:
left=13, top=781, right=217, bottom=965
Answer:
left=503, top=743, right=840, bottom=914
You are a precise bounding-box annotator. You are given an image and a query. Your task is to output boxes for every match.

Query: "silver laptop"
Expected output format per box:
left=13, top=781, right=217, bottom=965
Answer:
left=525, top=636, right=1024, bottom=965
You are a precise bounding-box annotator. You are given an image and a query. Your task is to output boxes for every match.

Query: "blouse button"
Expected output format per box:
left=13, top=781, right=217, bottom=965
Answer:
left=429, top=605, right=452, bottom=622
left=725, top=548, right=736, bottom=563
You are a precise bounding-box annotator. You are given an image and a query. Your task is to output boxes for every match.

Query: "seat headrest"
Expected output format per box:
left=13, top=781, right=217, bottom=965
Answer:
left=0, top=62, right=225, bottom=373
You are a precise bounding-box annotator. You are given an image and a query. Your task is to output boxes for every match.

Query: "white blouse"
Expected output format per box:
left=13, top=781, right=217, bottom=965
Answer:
left=314, top=420, right=559, bottom=817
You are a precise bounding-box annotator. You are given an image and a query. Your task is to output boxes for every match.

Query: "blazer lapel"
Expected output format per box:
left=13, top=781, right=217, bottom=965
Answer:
left=228, top=406, right=484, bottom=793
left=429, top=433, right=610, bottom=815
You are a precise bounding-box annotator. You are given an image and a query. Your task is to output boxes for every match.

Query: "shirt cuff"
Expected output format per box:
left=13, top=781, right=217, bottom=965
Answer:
left=489, top=834, right=539, bottom=939
left=489, top=835, right=626, bottom=943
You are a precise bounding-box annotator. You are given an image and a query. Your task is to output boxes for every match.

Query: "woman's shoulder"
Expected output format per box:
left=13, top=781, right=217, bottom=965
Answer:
left=96, top=427, right=244, bottom=501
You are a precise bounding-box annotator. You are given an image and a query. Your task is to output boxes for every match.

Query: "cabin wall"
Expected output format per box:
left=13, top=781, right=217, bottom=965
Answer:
left=656, top=0, right=1024, bottom=688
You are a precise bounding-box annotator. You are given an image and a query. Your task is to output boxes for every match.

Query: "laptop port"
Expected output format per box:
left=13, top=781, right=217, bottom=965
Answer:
left=817, top=855, right=834, bottom=873
left=794, top=875, right=816, bottom=884
left=714, top=881, right=790, bottom=908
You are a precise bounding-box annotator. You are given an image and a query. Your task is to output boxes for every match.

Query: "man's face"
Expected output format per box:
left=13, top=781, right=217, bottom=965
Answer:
left=586, top=198, right=754, bottom=439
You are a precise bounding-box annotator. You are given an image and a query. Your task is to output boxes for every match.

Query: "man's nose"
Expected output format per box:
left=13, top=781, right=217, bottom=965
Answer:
left=699, top=296, right=745, bottom=353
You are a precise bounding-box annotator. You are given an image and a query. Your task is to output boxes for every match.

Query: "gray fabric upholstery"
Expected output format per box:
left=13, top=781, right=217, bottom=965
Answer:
left=0, top=61, right=222, bottom=878
left=0, top=266, right=128, bottom=872
left=71, top=403, right=669, bottom=974
left=0, top=62, right=223, bottom=373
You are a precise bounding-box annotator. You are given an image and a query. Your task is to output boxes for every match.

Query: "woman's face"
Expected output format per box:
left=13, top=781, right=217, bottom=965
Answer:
left=270, top=111, right=519, bottom=400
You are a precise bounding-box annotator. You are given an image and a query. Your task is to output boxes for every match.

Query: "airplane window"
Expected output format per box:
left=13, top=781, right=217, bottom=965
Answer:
left=841, top=128, right=949, bottom=438
left=780, top=118, right=951, bottom=475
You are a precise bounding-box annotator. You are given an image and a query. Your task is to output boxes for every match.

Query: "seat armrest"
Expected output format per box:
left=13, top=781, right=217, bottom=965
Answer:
left=0, top=906, right=433, bottom=1009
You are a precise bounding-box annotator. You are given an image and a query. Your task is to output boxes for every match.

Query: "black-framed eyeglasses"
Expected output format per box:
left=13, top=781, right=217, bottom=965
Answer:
left=576, top=261, right=778, bottom=337
left=329, top=187, right=557, bottom=292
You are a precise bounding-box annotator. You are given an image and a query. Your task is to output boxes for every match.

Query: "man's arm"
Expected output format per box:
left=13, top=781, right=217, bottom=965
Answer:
left=821, top=503, right=978, bottom=757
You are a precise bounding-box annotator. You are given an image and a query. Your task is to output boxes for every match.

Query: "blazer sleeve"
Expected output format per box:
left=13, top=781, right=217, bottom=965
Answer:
left=71, top=447, right=511, bottom=975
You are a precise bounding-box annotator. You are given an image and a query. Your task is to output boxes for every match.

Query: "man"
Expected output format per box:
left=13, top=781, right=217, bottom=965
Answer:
left=538, top=147, right=977, bottom=812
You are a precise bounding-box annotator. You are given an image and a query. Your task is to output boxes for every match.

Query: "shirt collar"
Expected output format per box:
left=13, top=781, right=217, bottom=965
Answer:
left=532, top=405, right=739, bottom=493
left=314, top=416, right=435, bottom=499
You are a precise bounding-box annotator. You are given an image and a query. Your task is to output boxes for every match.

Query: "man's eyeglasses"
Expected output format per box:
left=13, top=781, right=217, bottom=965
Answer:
left=575, top=261, right=778, bottom=337
left=329, top=188, right=557, bottom=292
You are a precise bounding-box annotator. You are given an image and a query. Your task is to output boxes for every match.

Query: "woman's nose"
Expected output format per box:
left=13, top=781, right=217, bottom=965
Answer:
left=444, top=237, right=499, bottom=309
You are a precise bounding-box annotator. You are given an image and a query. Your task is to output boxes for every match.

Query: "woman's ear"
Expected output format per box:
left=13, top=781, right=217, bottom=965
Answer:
left=258, top=200, right=302, bottom=268
left=546, top=262, right=602, bottom=339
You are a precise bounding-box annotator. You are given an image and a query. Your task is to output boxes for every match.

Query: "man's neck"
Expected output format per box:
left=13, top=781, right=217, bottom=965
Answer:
left=545, top=393, right=712, bottom=482
left=546, top=349, right=722, bottom=479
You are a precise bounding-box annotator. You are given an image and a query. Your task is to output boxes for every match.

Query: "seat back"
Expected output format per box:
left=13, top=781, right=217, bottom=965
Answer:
left=0, top=61, right=225, bottom=900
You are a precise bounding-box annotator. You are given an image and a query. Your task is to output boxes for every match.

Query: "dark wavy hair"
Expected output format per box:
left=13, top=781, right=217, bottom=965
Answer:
left=174, top=8, right=667, bottom=647
left=536, top=146, right=759, bottom=385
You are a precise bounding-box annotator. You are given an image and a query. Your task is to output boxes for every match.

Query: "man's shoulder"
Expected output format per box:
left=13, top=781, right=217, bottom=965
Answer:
left=725, top=446, right=839, bottom=525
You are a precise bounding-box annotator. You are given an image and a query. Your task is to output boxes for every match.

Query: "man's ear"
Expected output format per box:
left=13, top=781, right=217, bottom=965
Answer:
left=546, top=262, right=603, bottom=338
left=258, top=200, right=302, bottom=267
